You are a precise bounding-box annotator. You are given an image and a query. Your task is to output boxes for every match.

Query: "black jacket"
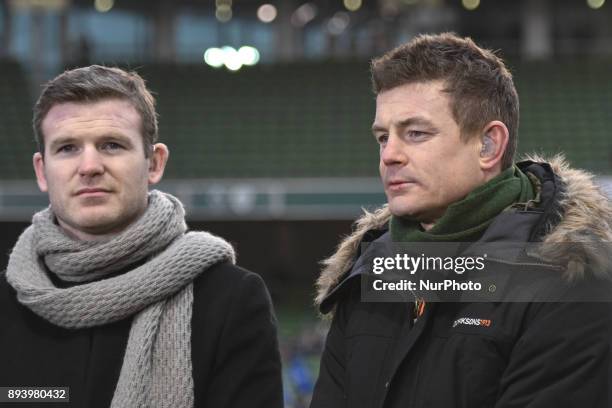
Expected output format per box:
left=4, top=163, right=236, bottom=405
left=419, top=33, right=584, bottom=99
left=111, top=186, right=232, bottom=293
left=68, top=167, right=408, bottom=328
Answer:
left=311, top=157, right=612, bottom=408
left=0, top=262, right=283, bottom=408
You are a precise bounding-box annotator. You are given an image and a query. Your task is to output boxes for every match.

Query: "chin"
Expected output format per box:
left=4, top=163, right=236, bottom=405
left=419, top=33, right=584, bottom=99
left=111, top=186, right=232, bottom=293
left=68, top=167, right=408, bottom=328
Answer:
left=388, top=200, right=418, bottom=218
left=389, top=198, right=439, bottom=221
left=73, top=220, right=113, bottom=233
left=73, top=210, right=119, bottom=229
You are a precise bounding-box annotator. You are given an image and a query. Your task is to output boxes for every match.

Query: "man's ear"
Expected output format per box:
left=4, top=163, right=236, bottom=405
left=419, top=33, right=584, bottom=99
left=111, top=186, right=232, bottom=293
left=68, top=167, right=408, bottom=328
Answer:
left=148, top=143, right=169, bottom=185
left=33, top=152, right=48, bottom=192
left=478, top=121, right=509, bottom=172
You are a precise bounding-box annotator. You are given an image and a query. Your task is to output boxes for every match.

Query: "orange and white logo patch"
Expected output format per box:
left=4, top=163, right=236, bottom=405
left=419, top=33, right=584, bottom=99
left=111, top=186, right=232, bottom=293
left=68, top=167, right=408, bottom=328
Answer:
left=452, top=317, right=492, bottom=328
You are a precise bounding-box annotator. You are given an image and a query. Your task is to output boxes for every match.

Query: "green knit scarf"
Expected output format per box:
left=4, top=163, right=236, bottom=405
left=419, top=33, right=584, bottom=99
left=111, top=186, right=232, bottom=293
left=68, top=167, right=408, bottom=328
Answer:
left=390, top=166, right=535, bottom=242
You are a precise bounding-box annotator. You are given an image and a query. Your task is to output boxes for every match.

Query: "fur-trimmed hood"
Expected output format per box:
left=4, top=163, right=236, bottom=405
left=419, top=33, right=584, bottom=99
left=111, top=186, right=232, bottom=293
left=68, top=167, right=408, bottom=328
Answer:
left=315, top=155, right=612, bottom=310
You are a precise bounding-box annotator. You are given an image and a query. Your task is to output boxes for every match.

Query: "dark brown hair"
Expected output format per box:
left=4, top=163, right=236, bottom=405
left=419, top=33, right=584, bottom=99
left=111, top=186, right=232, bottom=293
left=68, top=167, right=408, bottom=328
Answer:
left=371, top=32, right=518, bottom=168
left=33, top=65, right=158, bottom=156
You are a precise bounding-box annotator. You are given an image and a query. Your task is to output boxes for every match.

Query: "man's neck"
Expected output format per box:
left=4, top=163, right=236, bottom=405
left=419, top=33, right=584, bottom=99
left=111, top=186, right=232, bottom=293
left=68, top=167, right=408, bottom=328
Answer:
left=420, top=221, right=436, bottom=231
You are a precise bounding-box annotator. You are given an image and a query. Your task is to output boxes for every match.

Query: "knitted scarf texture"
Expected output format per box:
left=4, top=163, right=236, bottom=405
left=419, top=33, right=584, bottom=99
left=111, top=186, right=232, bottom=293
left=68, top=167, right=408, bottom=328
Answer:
left=6, top=190, right=236, bottom=408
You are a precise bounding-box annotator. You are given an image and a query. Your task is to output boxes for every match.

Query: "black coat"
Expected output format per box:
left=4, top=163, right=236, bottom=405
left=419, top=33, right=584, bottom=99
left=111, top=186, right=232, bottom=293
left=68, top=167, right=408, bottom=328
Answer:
left=0, top=262, right=283, bottom=408
left=311, top=158, right=612, bottom=408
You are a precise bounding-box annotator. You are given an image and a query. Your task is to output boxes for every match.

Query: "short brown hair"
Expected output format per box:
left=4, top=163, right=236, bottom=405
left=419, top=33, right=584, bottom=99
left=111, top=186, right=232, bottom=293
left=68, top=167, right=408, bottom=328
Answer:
left=33, top=65, right=158, bottom=156
left=371, top=32, right=518, bottom=169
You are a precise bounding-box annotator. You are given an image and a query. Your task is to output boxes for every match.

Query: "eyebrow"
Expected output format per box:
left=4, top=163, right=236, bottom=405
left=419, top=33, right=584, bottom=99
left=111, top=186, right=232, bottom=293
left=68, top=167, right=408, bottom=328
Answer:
left=48, top=133, right=134, bottom=151
left=371, top=116, right=436, bottom=134
left=48, top=136, right=77, bottom=152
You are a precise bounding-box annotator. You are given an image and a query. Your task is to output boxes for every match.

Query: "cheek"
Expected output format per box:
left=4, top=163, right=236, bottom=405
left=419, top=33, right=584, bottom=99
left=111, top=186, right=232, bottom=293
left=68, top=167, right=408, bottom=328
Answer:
left=120, top=160, right=149, bottom=182
left=129, top=167, right=152, bottom=196
left=44, top=168, right=69, bottom=193
left=418, top=165, right=456, bottom=202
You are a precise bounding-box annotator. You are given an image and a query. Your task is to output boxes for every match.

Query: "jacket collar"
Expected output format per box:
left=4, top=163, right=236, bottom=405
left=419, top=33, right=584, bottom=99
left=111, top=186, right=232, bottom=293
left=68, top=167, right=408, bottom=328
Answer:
left=316, top=155, right=612, bottom=313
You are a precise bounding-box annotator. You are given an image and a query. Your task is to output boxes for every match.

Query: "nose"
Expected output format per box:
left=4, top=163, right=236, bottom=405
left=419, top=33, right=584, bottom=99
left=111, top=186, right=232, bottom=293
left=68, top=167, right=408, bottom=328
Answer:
left=78, top=146, right=104, bottom=177
left=380, top=134, right=407, bottom=167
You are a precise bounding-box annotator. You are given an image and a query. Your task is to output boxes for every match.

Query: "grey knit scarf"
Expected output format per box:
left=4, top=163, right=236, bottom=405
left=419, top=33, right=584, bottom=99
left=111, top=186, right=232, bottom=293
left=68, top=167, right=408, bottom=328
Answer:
left=6, top=190, right=235, bottom=408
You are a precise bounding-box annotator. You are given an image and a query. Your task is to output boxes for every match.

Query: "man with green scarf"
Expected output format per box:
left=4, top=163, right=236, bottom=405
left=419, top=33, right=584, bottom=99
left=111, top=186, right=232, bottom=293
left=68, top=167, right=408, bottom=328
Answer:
left=311, top=33, right=612, bottom=408
left=0, top=65, right=283, bottom=407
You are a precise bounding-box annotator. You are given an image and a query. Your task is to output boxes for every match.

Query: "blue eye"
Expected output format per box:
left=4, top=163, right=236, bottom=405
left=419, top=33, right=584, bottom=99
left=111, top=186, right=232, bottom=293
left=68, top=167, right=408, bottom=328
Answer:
left=407, top=131, right=428, bottom=140
left=57, top=145, right=76, bottom=154
left=102, top=142, right=123, bottom=151
left=377, top=134, right=389, bottom=145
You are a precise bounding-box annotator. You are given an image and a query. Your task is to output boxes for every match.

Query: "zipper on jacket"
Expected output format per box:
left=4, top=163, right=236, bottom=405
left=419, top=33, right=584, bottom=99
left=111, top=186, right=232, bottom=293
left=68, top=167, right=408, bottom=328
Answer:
left=407, top=349, right=424, bottom=408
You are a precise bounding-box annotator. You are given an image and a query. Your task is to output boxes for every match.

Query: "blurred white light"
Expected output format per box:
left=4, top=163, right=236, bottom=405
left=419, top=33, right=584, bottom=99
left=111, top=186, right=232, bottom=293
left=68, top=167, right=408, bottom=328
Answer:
left=238, top=46, right=260, bottom=66
left=257, top=4, right=277, bottom=23
left=587, top=0, right=605, bottom=8
left=343, top=0, right=362, bottom=11
left=228, top=185, right=256, bottom=215
left=462, top=0, right=480, bottom=10
left=327, top=12, right=350, bottom=35
left=205, top=46, right=260, bottom=70
left=291, top=3, right=318, bottom=27
left=222, top=46, right=243, bottom=71
left=204, top=47, right=225, bottom=68
left=94, top=0, right=113, bottom=13
left=216, top=4, right=232, bottom=22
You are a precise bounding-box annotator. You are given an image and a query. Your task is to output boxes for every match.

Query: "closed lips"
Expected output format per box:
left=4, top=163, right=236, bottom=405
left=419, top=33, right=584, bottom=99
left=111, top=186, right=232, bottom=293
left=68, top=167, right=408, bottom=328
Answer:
left=76, top=188, right=110, bottom=195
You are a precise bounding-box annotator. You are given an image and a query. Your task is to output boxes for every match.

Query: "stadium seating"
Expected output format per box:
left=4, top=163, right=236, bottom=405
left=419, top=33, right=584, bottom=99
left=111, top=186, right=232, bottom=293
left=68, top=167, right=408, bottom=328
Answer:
left=139, top=61, right=378, bottom=178
left=0, top=59, right=610, bottom=179
left=517, top=60, right=612, bottom=173
left=0, top=59, right=37, bottom=179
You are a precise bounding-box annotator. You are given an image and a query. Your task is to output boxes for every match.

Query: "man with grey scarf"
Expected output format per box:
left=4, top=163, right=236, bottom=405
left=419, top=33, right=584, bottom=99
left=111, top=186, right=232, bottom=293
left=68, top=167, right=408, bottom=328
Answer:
left=0, top=65, right=283, bottom=408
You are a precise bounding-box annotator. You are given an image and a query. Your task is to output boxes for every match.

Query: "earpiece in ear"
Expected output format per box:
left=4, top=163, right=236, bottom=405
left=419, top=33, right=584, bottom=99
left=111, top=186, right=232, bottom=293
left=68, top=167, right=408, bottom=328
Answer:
left=480, top=134, right=495, bottom=157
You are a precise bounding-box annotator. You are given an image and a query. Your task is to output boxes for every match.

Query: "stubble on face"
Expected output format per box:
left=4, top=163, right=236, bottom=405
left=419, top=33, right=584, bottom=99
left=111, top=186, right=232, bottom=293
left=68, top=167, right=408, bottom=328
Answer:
left=374, top=81, right=484, bottom=225
left=36, top=99, right=152, bottom=241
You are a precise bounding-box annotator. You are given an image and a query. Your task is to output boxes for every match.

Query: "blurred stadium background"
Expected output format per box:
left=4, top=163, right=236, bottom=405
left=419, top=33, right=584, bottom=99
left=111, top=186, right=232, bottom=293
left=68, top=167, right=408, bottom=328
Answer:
left=1, top=0, right=611, bottom=405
